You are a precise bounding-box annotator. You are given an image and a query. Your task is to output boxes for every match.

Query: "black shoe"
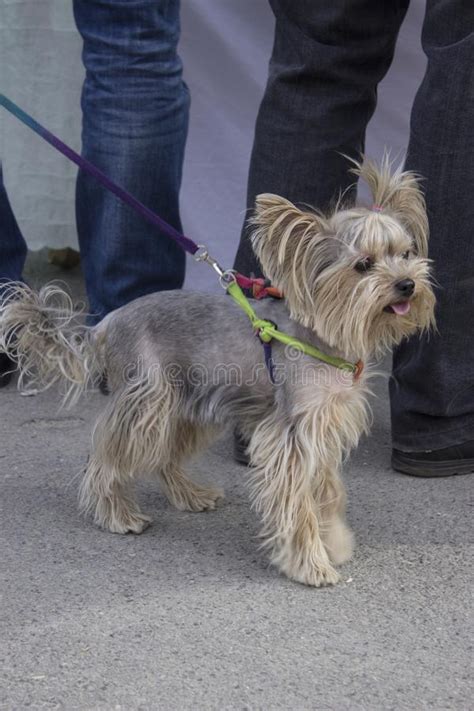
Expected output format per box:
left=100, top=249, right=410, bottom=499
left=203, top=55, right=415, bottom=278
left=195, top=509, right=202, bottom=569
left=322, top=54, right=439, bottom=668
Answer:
left=392, top=441, right=474, bottom=477
left=233, top=431, right=250, bottom=466
left=0, top=352, right=15, bottom=388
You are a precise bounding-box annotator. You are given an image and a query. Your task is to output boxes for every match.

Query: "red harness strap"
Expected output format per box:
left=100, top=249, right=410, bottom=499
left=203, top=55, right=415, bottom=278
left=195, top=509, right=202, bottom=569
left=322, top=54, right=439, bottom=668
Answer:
left=234, top=274, right=283, bottom=300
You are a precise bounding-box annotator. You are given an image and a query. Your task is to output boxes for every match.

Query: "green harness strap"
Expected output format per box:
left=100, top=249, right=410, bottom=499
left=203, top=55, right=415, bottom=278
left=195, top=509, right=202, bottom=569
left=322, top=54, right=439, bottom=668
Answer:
left=226, top=280, right=360, bottom=376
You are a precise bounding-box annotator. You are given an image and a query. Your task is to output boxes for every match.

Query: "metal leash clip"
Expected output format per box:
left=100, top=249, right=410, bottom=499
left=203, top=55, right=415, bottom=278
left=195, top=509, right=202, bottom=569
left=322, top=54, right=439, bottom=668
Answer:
left=194, top=245, right=236, bottom=289
left=194, top=244, right=224, bottom=275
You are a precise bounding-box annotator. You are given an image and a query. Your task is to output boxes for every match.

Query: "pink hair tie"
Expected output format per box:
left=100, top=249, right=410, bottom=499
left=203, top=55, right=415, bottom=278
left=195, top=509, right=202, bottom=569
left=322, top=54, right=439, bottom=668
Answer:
left=371, top=205, right=383, bottom=212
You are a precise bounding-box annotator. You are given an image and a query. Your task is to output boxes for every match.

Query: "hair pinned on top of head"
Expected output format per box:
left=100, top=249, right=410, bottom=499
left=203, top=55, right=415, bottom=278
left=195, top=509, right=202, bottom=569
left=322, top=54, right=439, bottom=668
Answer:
left=344, top=152, right=429, bottom=257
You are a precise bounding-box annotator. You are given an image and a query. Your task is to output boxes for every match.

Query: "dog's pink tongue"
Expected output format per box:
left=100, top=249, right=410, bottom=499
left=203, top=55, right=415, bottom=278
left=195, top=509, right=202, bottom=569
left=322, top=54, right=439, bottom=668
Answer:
left=391, top=301, right=411, bottom=315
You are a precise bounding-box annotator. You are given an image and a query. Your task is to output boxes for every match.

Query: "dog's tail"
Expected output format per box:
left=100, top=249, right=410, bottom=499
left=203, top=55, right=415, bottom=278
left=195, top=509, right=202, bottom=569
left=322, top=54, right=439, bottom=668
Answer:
left=0, top=282, right=103, bottom=406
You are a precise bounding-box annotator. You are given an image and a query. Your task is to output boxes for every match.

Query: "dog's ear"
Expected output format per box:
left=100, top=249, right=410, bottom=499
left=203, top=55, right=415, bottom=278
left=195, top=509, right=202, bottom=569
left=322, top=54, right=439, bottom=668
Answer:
left=250, top=194, right=339, bottom=303
left=351, top=156, right=429, bottom=257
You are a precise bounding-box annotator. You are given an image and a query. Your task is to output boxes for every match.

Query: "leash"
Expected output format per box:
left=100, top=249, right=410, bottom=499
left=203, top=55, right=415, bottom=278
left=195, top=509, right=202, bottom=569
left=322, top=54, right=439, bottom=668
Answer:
left=0, top=95, right=198, bottom=256
left=0, top=94, right=362, bottom=383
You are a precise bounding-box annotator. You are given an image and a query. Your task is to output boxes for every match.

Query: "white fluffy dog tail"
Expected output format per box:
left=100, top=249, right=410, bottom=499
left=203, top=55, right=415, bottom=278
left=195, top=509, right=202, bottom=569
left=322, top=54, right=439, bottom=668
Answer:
left=0, top=282, right=103, bottom=406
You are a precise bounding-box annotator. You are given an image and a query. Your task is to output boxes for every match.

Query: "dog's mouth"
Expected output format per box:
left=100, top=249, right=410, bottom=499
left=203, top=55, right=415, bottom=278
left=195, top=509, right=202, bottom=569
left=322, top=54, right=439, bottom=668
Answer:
left=383, top=300, right=411, bottom=316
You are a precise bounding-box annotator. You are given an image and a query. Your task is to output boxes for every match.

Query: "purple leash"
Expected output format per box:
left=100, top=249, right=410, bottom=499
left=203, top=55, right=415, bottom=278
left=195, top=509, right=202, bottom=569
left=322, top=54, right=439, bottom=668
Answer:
left=1, top=94, right=280, bottom=385
left=0, top=94, right=199, bottom=256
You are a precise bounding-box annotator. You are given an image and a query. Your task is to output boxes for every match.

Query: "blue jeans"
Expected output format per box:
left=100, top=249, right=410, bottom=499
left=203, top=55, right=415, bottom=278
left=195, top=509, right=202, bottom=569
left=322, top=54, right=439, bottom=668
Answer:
left=1, top=0, right=188, bottom=323
left=234, top=0, right=474, bottom=451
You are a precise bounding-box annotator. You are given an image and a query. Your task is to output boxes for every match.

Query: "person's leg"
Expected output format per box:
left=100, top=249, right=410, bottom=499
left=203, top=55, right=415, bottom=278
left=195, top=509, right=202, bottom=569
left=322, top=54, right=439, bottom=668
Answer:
left=234, top=0, right=410, bottom=276
left=0, top=164, right=27, bottom=386
left=390, top=0, right=474, bottom=474
left=233, top=0, right=410, bottom=464
left=73, top=0, right=189, bottom=324
left=0, top=164, right=27, bottom=287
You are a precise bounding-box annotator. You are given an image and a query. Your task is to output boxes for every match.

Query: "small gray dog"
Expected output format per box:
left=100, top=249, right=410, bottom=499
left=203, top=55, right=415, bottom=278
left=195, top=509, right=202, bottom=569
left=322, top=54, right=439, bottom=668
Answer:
left=0, top=158, right=435, bottom=586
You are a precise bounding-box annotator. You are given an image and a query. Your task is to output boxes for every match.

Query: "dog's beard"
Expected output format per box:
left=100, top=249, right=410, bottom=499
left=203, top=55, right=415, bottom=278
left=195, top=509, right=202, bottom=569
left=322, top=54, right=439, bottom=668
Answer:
left=300, top=259, right=436, bottom=359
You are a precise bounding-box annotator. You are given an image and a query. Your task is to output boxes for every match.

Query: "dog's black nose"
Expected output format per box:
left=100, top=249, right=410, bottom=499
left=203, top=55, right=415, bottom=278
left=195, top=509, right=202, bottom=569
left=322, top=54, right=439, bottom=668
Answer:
left=395, top=278, right=415, bottom=297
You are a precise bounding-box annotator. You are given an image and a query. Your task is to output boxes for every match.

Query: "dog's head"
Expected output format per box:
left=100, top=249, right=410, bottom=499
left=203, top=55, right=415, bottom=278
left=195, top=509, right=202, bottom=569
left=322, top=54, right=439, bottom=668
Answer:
left=251, top=157, right=436, bottom=358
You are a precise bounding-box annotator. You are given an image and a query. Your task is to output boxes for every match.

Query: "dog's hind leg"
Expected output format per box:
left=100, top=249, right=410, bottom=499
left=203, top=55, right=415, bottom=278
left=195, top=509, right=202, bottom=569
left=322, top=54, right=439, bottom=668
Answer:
left=80, top=375, right=180, bottom=534
left=157, top=423, right=224, bottom=512
left=160, top=467, right=223, bottom=512
left=80, top=456, right=152, bottom=534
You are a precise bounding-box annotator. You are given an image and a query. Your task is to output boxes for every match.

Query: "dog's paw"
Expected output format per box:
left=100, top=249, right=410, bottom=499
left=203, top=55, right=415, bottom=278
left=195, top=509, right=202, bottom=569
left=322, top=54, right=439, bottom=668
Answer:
left=288, top=562, right=340, bottom=588
left=105, top=511, right=152, bottom=535
left=275, top=548, right=340, bottom=587
left=173, top=485, right=224, bottom=512
left=323, top=517, right=354, bottom=566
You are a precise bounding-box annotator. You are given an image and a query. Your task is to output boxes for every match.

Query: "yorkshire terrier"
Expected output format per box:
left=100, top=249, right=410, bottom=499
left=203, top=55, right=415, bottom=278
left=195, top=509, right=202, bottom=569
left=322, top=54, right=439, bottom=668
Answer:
left=0, top=158, right=435, bottom=586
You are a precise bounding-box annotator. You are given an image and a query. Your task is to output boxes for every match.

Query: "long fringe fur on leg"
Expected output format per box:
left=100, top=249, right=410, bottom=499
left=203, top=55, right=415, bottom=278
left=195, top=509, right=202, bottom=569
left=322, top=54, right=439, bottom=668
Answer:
left=247, top=391, right=370, bottom=586
left=79, top=373, right=181, bottom=531
left=0, top=282, right=102, bottom=406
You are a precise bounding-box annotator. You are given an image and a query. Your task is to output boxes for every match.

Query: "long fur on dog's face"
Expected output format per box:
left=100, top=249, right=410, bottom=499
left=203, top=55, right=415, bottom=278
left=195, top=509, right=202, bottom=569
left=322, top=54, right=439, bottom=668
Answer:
left=251, top=157, right=436, bottom=358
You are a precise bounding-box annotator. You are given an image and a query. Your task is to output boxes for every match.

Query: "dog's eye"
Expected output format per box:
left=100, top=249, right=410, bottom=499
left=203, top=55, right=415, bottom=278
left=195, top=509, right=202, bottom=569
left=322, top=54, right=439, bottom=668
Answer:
left=354, top=256, right=374, bottom=273
left=402, top=250, right=410, bottom=260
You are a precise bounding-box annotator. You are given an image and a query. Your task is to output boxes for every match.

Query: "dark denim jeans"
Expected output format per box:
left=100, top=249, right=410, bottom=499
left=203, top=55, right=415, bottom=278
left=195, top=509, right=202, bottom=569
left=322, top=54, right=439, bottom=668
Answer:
left=1, top=0, right=188, bottom=323
left=234, top=0, right=474, bottom=451
left=0, top=164, right=27, bottom=285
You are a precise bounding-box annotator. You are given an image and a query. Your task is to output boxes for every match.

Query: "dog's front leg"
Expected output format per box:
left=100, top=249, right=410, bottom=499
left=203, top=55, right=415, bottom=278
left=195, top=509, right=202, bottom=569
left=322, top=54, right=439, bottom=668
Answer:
left=248, top=411, right=339, bottom=587
left=316, top=468, right=354, bottom=566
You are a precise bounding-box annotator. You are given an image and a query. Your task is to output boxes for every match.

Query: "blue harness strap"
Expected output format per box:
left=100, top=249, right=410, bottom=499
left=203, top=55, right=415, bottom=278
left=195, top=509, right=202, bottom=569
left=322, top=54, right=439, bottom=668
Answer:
left=261, top=340, right=276, bottom=384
